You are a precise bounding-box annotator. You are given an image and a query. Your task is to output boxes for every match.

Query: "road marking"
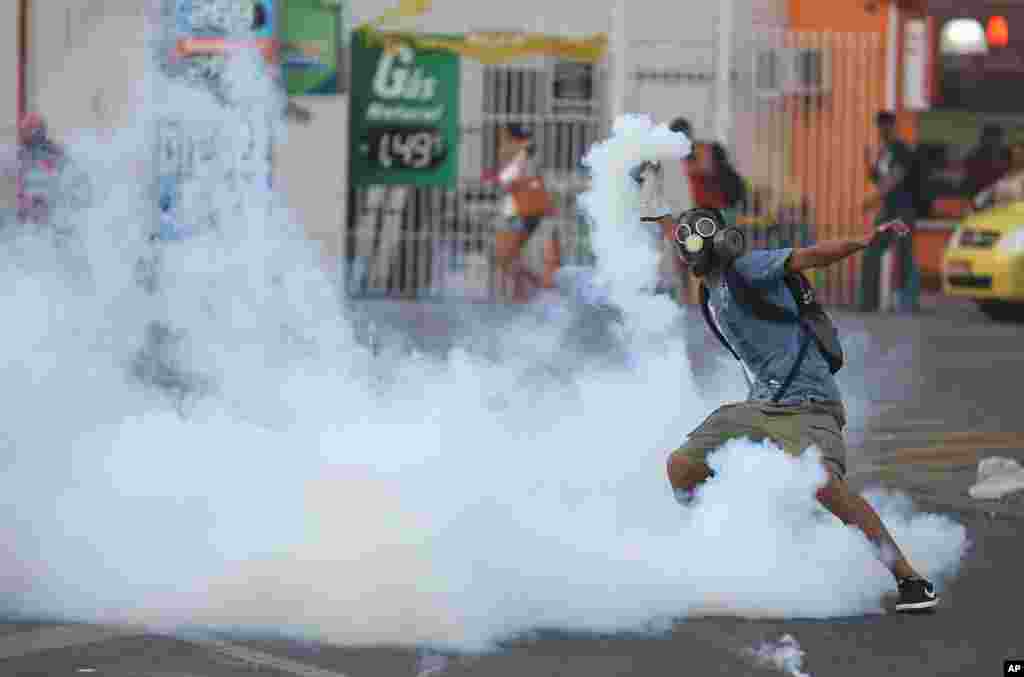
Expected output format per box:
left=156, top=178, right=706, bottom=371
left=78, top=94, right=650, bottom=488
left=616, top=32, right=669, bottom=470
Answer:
left=871, top=431, right=1024, bottom=463
left=189, top=638, right=352, bottom=677
left=944, top=431, right=1024, bottom=442
left=856, top=430, right=1024, bottom=482
left=877, top=448, right=980, bottom=464
left=898, top=419, right=947, bottom=427
left=0, top=625, right=352, bottom=677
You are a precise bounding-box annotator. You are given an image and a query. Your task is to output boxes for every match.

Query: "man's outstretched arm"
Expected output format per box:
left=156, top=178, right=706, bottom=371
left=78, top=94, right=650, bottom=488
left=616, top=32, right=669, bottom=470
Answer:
left=786, top=219, right=910, bottom=273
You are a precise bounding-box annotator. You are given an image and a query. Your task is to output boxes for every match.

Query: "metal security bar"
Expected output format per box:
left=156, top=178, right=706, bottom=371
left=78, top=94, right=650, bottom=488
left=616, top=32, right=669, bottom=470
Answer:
left=347, top=54, right=605, bottom=301
left=0, top=123, right=18, bottom=223
left=346, top=30, right=883, bottom=306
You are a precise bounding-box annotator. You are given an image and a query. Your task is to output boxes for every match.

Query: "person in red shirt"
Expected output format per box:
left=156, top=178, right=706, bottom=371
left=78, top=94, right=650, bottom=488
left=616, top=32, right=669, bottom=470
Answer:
left=669, top=117, right=746, bottom=212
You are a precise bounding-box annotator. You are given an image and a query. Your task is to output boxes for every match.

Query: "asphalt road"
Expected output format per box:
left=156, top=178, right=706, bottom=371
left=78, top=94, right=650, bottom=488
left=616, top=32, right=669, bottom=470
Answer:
left=2, top=295, right=1022, bottom=677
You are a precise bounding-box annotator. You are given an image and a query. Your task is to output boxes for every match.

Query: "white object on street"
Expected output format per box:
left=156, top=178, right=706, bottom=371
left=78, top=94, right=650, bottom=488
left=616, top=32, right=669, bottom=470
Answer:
left=968, top=457, right=1024, bottom=500
left=746, top=634, right=812, bottom=677
left=416, top=653, right=448, bottom=677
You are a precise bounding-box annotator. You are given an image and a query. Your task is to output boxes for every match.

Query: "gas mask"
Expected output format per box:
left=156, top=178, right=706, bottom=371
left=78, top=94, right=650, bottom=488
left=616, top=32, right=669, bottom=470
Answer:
left=672, top=208, right=746, bottom=276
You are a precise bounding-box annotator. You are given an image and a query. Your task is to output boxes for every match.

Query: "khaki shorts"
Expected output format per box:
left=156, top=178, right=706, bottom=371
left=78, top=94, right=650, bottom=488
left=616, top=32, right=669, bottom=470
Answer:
left=673, top=400, right=849, bottom=479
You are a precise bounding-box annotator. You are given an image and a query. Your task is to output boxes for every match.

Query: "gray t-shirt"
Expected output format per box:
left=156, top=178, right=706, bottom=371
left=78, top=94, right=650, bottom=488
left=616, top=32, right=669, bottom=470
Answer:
left=705, top=249, right=843, bottom=406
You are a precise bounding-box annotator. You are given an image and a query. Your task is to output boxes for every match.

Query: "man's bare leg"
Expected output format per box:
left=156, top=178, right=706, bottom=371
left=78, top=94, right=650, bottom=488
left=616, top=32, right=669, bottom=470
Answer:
left=815, top=469, right=920, bottom=581
left=668, top=453, right=921, bottom=581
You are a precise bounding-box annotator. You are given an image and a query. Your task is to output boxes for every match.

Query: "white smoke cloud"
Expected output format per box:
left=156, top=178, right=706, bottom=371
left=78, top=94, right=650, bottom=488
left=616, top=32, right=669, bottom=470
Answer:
left=0, top=29, right=969, bottom=653
left=576, top=114, right=691, bottom=332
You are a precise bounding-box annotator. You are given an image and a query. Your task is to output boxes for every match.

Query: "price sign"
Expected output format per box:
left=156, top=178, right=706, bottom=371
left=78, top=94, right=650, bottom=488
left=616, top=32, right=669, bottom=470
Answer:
left=349, top=30, right=461, bottom=188
left=362, top=127, right=448, bottom=170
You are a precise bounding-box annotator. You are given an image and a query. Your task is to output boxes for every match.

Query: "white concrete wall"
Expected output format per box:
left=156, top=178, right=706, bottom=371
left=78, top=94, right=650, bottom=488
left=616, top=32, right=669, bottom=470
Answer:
left=731, top=1, right=788, bottom=189
left=0, top=1, right=19, bottom=214
left=273, top=96, right=348, bottom=262
left=26, top=1, right=147, bottom=144
left=0, top=1, right=16, bottom=131
left=611, top=0, right=787, bottom=189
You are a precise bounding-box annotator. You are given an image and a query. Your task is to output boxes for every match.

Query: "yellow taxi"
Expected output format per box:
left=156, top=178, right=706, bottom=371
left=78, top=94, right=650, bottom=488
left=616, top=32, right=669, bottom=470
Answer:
left=943, top=199, right=1024, bottom=320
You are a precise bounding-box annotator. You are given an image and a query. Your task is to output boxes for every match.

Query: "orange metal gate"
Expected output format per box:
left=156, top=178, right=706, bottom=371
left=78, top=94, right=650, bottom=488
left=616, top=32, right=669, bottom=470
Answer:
left=739, top=29, right=886, bottom=306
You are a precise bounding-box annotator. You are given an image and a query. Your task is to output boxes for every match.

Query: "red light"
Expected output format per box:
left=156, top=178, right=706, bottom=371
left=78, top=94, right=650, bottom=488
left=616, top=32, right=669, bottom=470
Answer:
left=987, top=16, right=1009, bottom=48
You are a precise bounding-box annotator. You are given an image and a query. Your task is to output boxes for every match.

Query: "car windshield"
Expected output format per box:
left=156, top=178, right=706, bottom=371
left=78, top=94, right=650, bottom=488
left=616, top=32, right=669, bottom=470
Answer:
left=986, top=169, right=1024, bottom=208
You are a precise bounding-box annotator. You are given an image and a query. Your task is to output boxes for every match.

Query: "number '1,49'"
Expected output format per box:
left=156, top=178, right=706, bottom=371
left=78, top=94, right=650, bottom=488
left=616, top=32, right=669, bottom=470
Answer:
left=377, top=131, right=440, bottom=169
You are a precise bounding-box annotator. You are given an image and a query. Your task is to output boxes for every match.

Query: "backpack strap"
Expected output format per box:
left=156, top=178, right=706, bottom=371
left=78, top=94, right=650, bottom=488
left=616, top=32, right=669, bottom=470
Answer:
left=719, top=264, right=815, bottom=404
left=771, top=330, right=814, bottom=404
left=782, top=272, right=845, bottom=375
left=699, top=282, right=743, bottom=363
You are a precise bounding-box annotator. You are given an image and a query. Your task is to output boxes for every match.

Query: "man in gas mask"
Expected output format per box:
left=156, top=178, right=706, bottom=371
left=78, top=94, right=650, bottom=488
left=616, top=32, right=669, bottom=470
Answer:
left=666, top=207, right=939, bottom=613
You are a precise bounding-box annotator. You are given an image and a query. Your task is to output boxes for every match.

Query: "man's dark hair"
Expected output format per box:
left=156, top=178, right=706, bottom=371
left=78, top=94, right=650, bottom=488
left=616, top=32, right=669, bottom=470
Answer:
left=506, top=123, right=533, bottom=140
left=252, top=3, right=267, bottom=30
left=505, top=123, right=537, bottom=156
left=669, top=117, right=692, bottom=136
left=875, top=110, right=896, bottom=128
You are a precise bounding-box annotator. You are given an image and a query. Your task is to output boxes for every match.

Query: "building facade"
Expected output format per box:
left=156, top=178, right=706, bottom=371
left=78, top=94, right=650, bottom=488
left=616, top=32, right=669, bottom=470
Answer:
left=10, top=0, right=998, bottom=305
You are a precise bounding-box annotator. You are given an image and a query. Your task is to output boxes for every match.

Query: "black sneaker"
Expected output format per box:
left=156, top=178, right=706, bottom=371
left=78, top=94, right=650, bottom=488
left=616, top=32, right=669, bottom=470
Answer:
left=896, top=577, right=939, bottom=612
